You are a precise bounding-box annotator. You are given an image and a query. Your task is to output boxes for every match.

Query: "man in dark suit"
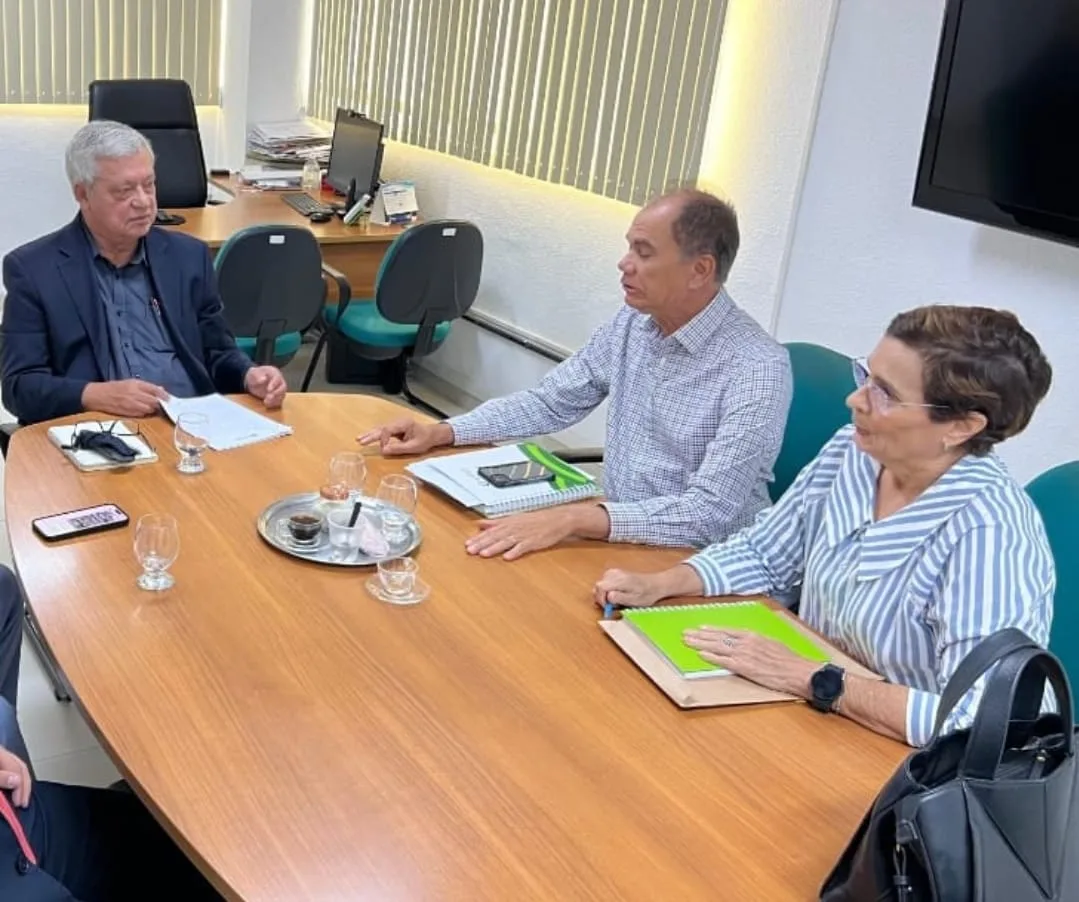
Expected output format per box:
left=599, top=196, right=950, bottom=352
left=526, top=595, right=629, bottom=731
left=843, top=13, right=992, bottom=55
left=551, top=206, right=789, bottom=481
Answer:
left=1, top=120, right=287, bottom=425
left=0, top=575, right=220, bottom=900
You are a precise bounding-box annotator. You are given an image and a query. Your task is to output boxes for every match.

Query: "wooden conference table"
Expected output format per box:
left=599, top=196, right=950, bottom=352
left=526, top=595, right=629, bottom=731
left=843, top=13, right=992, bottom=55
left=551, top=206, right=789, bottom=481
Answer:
left=169, top=176, right=409, bottom=296
left=6, top=395, right=907, bottom=901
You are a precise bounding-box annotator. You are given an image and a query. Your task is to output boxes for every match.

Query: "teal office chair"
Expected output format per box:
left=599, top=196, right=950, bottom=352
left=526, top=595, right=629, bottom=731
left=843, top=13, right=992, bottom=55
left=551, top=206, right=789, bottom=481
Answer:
left=770, top=342, right=853, bottom=501
left=215, top=225, right=350, bottom=369
left=1026, top=461, right=1079, bottom=706
left=303, top=220, right=483, bottom=417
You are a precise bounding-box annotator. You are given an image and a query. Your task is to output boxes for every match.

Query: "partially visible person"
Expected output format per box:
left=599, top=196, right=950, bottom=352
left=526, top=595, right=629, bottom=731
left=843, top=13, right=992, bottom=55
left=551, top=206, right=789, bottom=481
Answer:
left=0, top=120, right=285, bottom=426
left=0, top=567, right=22, bottom=712
left=359, top=190, right=792, bottom=559
left=0, top=569, right=221, bottom=900
left=595, top=305, right=1055, bottom=747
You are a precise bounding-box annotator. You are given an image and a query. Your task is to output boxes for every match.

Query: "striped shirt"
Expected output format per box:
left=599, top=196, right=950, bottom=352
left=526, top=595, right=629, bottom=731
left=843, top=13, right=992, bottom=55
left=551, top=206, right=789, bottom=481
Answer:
left=687, top=426, right=1055, bottom=746
left=448, top=292, right=792, bottom=547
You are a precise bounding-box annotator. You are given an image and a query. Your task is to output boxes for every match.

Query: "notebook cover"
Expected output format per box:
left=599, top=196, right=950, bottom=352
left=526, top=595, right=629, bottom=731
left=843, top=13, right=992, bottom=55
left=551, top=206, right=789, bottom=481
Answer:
left=622, top=601, right=829, bottom=679
left=600, top=603, right=880, bottom=710
left=407, top=443, right=599, bottom=517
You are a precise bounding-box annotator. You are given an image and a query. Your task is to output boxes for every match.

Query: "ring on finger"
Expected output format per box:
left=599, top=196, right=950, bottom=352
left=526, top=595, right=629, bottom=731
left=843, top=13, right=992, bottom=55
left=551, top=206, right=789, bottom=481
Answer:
left=722, top=636, right=737, bottom=649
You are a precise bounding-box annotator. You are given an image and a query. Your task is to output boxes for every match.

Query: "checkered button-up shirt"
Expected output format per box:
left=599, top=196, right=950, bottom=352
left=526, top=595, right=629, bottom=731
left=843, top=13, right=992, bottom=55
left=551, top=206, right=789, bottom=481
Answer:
left=447, top=291, right=792, bottom=547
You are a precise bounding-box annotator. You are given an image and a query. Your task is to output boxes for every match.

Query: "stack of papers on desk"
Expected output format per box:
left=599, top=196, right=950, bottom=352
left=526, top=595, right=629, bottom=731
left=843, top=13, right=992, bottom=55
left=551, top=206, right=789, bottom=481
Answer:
left=160, top=394, right=292, bottom=451
left=406, top=444, right=599, bottom=517
left=247, top=120, right=331, bottom=166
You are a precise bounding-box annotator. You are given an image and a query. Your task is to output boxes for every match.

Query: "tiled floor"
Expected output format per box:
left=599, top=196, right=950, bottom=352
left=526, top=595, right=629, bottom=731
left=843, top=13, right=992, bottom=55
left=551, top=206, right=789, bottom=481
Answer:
left=7, top=352, right=472, bottom=786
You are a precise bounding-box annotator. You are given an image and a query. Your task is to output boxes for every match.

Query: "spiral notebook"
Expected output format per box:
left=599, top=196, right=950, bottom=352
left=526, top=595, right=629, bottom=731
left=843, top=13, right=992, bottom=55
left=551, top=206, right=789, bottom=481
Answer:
left=622, top=601, right=829, bottom=680
left=407, top=443, right=599, bottom=517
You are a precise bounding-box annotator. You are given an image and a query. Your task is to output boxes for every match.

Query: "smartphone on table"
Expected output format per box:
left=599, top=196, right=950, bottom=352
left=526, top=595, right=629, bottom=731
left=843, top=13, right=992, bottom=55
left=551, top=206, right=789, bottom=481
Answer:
left=32, top=504, right=130, bottom=543
left=477, top=461, right=555, bottom=489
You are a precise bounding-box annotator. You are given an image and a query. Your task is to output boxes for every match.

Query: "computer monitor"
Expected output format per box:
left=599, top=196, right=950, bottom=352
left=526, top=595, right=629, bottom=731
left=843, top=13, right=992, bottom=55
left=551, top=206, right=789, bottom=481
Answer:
left=325, top=108, right=384, bottom=197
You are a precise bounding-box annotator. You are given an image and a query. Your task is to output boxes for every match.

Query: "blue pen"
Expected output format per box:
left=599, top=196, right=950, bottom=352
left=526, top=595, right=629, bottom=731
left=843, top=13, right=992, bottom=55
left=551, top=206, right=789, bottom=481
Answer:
left=603, top=600, right=615, bottom=619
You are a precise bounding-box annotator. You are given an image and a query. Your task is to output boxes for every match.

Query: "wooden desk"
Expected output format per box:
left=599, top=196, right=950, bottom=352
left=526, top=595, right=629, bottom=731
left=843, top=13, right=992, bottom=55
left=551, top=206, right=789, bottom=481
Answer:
left=6, top=395, right=907, bottom=902
left=170, top=177, right=408, bottom=296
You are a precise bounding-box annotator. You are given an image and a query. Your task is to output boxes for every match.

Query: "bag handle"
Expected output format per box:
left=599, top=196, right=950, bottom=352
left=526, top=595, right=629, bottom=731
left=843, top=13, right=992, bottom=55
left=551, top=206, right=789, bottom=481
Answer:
left=933, top=628, right=1040, bottom=737
left=961, top=645, right=1074, bottom=780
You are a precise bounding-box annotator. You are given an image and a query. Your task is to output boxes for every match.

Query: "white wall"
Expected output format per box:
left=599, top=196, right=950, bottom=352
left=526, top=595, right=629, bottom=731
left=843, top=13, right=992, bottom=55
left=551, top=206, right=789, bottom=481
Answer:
left=777, top=0, right=1079, bottom=482
left=244, top=0, right=314, bottom=127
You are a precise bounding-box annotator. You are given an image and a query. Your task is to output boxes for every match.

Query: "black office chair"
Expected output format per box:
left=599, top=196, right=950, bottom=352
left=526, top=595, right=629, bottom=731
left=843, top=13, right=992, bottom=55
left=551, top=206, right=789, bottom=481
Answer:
left=89, top=79, right=208, bottom=213
left=304, top=221, right=483, bottom=417
left=215, top=226, right=348, bottom=371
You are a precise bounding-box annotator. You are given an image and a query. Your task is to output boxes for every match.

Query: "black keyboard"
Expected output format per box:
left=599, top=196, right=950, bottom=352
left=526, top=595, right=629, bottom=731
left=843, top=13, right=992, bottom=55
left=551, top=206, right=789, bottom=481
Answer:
left=281, top=193, right=335, bottom=217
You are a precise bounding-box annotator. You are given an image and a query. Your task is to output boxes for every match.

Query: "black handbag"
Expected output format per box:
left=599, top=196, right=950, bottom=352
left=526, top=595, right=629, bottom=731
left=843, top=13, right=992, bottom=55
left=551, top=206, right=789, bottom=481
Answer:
left=820, top=628, right=1078, bottom=901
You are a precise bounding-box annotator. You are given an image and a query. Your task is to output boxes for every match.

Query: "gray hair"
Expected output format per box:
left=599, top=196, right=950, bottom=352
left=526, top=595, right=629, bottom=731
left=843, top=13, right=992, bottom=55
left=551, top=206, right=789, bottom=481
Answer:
left=662, top=189, right=740, bottom=286
left=65, top=120, right=154, bottom=187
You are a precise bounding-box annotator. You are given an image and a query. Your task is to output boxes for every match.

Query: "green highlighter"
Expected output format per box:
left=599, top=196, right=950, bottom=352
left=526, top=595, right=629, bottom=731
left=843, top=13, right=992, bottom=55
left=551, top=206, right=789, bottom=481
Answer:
left=622, top=600, right=829, bottom=679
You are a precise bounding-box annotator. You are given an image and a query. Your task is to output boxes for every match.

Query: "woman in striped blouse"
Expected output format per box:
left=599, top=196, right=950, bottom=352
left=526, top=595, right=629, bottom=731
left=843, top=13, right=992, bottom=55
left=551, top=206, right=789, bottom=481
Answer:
left=594, top=305, right=1054, bottom=747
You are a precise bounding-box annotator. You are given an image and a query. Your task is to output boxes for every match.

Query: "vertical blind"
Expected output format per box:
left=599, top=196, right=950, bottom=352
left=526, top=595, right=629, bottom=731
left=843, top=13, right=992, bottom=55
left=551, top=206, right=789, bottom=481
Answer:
left=0, top=0, right=222, bottom=105
left=309, top=0, right=727, bottom=205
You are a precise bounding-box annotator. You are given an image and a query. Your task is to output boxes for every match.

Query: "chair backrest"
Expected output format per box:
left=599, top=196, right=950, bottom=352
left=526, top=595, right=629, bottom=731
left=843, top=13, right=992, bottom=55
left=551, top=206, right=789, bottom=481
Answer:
left=1025, top=461, right=1079, bottom=704
left=771, top=342, right=853, bottom=501
left=375, top=220, right=483, bottom=357
left=89, top=78, right=208, bottom=208
left=214, top=226, right=326, bottom=362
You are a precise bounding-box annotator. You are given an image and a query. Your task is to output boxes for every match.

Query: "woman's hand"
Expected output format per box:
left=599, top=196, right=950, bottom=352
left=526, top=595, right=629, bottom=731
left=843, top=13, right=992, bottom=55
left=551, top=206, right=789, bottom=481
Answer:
left=594, top=563, right=705, bottom=609
left=593, top=569, right=667, bottom=608
left=683, top=628, right=817, bottom=697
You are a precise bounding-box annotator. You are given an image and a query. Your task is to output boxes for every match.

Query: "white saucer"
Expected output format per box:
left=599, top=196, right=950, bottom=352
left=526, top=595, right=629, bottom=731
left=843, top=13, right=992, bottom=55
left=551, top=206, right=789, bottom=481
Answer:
left=365, top=575, right=430, bottom=606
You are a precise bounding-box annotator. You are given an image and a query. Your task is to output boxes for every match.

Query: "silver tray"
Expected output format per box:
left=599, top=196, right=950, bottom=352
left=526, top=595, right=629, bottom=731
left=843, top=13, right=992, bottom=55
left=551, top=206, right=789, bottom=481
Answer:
left=256, top=492, right=421, bottom=567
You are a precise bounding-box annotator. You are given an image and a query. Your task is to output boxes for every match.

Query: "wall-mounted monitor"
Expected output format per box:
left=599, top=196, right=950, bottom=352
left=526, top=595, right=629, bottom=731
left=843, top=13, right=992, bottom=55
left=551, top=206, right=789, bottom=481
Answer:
left=913, top=0, right=1079, bottom=248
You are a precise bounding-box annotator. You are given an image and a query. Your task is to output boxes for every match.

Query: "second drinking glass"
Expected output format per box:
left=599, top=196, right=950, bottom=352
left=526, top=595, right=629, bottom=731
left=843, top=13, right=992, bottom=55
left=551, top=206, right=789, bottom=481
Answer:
left=376, top=474, right=418, bottom=545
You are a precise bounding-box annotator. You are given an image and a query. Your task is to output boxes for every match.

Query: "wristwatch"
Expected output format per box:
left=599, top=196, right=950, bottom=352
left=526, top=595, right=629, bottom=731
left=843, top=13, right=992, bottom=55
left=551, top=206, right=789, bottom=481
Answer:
left=809, top=663, right=846, bottom=713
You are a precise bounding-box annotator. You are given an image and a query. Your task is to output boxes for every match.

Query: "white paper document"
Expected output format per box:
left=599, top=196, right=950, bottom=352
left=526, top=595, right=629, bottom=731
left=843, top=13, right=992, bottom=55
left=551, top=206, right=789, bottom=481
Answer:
left=160, top=394, right=292, bottom=451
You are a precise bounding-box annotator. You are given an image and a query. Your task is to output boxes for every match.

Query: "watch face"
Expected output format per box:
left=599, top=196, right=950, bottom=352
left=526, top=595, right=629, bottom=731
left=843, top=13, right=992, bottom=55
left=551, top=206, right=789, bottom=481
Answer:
left=812, top=666, right=844, bottom=700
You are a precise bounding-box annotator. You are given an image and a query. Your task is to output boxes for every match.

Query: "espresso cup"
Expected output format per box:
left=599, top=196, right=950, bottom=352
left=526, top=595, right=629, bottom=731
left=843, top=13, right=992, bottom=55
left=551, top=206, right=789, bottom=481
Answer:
left=287, top=512, right=324, bottom=543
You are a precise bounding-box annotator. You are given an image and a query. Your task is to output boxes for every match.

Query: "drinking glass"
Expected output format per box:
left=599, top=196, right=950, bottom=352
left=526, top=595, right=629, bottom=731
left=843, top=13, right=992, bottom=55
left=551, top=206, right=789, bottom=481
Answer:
left=174, top=413, right=210, bottom=474
left=328, top=452, right=368, bottom=499
left=376, top=474, right=418, bottom=545
left=134, top=514, right=180, bottom=591
left=377, top=557, right=418, bottom=599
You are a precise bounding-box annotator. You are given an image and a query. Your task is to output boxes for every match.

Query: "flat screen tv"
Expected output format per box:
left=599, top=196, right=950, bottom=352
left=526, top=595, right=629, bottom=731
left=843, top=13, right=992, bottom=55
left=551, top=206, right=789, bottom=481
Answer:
left=913, top=0, right=1079, bottom=247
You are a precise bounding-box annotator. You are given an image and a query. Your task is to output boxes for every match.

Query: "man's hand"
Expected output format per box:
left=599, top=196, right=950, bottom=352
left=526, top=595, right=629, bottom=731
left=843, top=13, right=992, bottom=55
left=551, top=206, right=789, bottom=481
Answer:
left=244, top=366, right=287, bottom=409
left=466, top=505, right=610, bottom=560
left=81, top=380, right=168, bottom=417
left=357, top=419, right=454, bottom=456
left=0, top=745, right=32, bottom=808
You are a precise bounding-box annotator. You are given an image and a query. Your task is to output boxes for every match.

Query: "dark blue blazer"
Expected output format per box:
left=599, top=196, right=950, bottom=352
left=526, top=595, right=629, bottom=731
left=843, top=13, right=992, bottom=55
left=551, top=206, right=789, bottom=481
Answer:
left=0, top=217, right=251, bottom=425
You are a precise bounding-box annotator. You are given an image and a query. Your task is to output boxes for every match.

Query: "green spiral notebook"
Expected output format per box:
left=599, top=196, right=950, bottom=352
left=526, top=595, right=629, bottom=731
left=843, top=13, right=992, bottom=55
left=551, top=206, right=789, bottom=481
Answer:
left=621, top=601, right=829, bottom=680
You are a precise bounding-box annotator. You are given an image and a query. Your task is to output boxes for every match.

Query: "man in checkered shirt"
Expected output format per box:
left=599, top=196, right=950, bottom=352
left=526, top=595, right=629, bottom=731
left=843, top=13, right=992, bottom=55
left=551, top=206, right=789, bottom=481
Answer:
left=360, top=189, right=792, bottom=560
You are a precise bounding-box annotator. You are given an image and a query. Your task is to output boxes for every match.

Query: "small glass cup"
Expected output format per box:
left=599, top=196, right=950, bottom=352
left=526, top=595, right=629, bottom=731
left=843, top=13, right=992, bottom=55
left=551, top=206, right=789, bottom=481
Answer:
left=326, top=507, right=366, bottom=561
left=328, top=452, right=367, bottom=499
left=174, top=413, right=209, bottom=474
left=377, top=557, right=418, bottom=599
left=376, top=474, right=418, bottom=545
left=134, top=514, right=179, bottom=591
